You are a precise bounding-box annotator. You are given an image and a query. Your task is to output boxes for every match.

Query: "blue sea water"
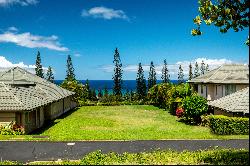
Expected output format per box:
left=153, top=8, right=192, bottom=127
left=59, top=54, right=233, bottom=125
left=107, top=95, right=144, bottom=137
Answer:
left=55, top=80, right=181, bottom=93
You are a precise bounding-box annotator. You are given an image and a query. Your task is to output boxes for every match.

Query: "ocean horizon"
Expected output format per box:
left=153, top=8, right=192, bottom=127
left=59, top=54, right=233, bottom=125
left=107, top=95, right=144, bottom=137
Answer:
left=55, top=80, right=185, bottom=92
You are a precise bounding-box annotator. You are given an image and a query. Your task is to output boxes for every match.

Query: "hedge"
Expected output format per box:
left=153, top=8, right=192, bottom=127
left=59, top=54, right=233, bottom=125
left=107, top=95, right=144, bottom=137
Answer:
left=209, top=115, right=249, bottom=135
left=4, top=148, right=248, bottom=165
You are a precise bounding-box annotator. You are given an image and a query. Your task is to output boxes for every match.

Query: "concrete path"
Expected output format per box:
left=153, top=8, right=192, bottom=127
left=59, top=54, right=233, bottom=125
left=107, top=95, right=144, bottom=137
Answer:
left=0, top=139, right=249, bottom=162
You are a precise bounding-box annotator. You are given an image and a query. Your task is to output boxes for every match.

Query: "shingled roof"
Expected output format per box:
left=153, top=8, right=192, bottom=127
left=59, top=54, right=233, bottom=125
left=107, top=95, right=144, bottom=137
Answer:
left=188, top=64, right=249, bottom=84
left=0, top=67, right=74, bottom=111
left=208, top=87, right=249, bottom=114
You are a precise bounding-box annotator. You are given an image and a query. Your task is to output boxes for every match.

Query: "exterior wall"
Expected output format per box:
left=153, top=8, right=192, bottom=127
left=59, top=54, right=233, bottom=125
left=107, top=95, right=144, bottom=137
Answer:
left=0, top=112, right=16, bottom=125
left=214, top=108, right=234, bottom=117
left=214, top=108, right=248, bottom=118
left=194, top=83, right=249, bottom=101
left=0, top=96, right=76, bottom=134
left=44, top=96, right=76, bottom=121
left=23, top=107, right=45, bottom=134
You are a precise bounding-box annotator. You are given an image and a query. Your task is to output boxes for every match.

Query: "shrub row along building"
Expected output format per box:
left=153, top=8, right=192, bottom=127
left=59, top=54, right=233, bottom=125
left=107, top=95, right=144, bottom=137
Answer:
left=0, top=67, right=76, bottom=133
left=188, top=64, right=249, bottom=117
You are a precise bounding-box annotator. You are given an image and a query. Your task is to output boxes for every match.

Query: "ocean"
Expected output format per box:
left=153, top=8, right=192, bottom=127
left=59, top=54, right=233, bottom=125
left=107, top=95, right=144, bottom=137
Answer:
left=55, top=80, right=181, bottom=93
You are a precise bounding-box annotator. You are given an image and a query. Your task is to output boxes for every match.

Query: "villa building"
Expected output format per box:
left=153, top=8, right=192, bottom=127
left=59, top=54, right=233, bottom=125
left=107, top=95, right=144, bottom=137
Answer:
left=188, top=64, right=249, bottom=101
left=0, top=67, right=76, bottom=133
left=208, top=87, right=249, bottom=117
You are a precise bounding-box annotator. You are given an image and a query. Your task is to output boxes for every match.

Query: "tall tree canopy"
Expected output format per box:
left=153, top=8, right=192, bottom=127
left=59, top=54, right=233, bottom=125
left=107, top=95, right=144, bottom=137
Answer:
left=112, top=48, right=123, bottom=96
left=192, top=0, right=249, bottom=45
left=178, top=65, right=184, bottom=84
left=65, top=55, right=76, bottom=81
left=194, top=62, right=200, bottom=78
left=35, top=51, right=44, bottom=78
left=148, top=61, right=157, bottom=89
left=46, top=66, right=54, bottom=83
left=188, top=63, right=193, bottom=80
left=200, top=60, right=206, bottom=75
left=161, top=59, right=170, bottom=83
left=136, top=63, right=147, bottom=99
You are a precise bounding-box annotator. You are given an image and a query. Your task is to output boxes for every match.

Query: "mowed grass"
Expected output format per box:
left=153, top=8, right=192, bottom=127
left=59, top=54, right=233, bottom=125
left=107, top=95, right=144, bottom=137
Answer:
left=0, top=105, right=248, bottom=141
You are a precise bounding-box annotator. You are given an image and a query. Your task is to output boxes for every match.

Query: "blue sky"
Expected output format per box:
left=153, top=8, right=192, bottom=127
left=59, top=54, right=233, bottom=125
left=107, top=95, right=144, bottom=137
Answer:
left=0, top=0, right=249, bottom=80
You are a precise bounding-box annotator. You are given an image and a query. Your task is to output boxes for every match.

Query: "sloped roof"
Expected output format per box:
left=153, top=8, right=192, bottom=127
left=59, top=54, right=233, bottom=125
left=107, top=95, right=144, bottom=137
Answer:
left=0, top=67, right=74, bottom=111
left=208, top=87, right=249, bottom=114
left=188, top=64, right=249, bottom=84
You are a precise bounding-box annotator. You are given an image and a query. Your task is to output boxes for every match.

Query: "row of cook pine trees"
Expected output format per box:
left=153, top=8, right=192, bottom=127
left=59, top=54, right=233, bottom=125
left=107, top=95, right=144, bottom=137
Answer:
left=34, top=48, right=209, bottom=99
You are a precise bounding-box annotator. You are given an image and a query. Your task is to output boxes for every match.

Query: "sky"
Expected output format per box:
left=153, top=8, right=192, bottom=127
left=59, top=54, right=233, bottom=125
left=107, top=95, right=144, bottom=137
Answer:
left=0, top=0, right=249, bottom=80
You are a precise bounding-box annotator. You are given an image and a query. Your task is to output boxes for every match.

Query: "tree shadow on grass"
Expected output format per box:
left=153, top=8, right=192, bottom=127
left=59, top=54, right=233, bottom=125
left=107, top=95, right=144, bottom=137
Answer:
left=30, top=107, right=79, bottom=135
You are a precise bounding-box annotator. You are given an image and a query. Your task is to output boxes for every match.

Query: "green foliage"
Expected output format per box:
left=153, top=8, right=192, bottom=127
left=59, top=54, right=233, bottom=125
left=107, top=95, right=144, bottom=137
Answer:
left=65, top=55, right=76, bottom=81
left=60, top=80, right=84, bottom=102
left=200, top=60, right=206, bottom=75
left=112, top=48, right=123, bottom=96
left=194, top=61, right=200, bottom=78
left=182, top=94, right=208, bottom=124
left=0, top=121, right=24, bottom=135
left=208, top=115, right=249, bottom=135
left=136, top=63, right=147, bottom=99
left=1, top=148, right=248, bottom=165
left=35, top=51, right=44, bottom=78
left=148, top=83, right=194, bottom=114
left=148, top=83, right=173, bottom=108
left=177, top=65, right=184, bottom=84
left=161, top=59, right=170, bottom=83
left=192, top=0, right=249, bottom=45
left=148, top=61, right=157, bottom=90
left=80, top=149, right=249, bottom=165
left=46, top=66, right=54, bottom=83
left=188, top=63, right=193, bottom=80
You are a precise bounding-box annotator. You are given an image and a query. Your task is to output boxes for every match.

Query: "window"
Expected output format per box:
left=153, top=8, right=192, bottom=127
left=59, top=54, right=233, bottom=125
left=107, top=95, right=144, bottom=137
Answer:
left=215, top=85, right=217, bottom=95
left=201, top=85, right=203, bottom=94
left=225, top=84, right=236, bottom=96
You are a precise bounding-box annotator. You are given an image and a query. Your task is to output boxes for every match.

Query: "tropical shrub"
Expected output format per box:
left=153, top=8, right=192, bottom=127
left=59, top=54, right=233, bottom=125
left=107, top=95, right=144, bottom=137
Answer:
left=80, top=149, right=249, bottom=165
left=209, top=115, right=249, bottom=135
left=147, top=83, right=174, bottom=108
left=176, top=107, right=184, bottom=118
left=60, top=80, right=85, bottom=102
left=182, top=94, right=208, bottom=124
left=0, top=121, right=24, bottom=135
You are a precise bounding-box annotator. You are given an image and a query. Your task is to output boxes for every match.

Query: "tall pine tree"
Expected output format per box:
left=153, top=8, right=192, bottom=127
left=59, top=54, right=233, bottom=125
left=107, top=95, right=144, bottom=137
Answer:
left=188, top=63, right=193, bottom=80
left=178, top=65, right=184, bottom=84
left=148, top=61, right=157, bottom=90
left=46, top=66, right=54, bottom=83
left=200, top=60, right=206, bottom=75
left=136, top=63, right=147, bottom=99
left=205, top=64, right=209, bottom=72
left=65, top=55, right=76, bottom=81
left=35, top=51, right=44, bottom=78
left=194, top=62, right=200, bottom=78
left=112, top=48, right=123, bottom=96
left=161, top=59, right=170, bottom=83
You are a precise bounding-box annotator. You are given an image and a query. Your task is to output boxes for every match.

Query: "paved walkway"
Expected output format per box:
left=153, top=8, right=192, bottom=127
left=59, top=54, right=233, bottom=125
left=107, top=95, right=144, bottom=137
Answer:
left=0, top=139, right=249, bottom=162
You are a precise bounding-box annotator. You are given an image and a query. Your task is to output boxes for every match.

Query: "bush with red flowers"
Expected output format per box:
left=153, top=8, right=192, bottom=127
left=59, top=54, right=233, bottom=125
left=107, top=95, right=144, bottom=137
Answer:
left=176, top=107, right=184, bottom=118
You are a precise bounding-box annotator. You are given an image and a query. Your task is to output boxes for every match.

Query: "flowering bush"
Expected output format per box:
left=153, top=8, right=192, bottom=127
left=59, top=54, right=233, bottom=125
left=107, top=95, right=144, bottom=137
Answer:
left=176, top=107, right=184, bottom=118
left=0, top=121, right=25, bottom=135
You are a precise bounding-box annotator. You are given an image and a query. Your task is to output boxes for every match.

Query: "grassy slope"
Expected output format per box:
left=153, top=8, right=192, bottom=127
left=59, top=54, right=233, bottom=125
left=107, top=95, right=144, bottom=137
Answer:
left=0, top=105, right=248, bottom=140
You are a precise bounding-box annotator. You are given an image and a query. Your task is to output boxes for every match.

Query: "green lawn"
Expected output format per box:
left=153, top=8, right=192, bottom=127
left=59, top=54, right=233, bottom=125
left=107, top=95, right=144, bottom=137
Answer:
left=0, top=105, right=248, bottom=141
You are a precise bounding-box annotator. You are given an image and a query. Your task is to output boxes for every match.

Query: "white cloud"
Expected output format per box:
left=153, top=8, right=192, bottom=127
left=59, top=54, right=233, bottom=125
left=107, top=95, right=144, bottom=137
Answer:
left=0, top=31, right=69, bottom=51
left=0, top=0, right=38, bottom=7
left=0, top=55, right=47, bottom=74
left=7, top=26, right=18, bottom=32
left=74, top=53, right=81, bottom=57
left=81, top=6, right=129, bottom=20
left=100, top=58, right=240, bottom=79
